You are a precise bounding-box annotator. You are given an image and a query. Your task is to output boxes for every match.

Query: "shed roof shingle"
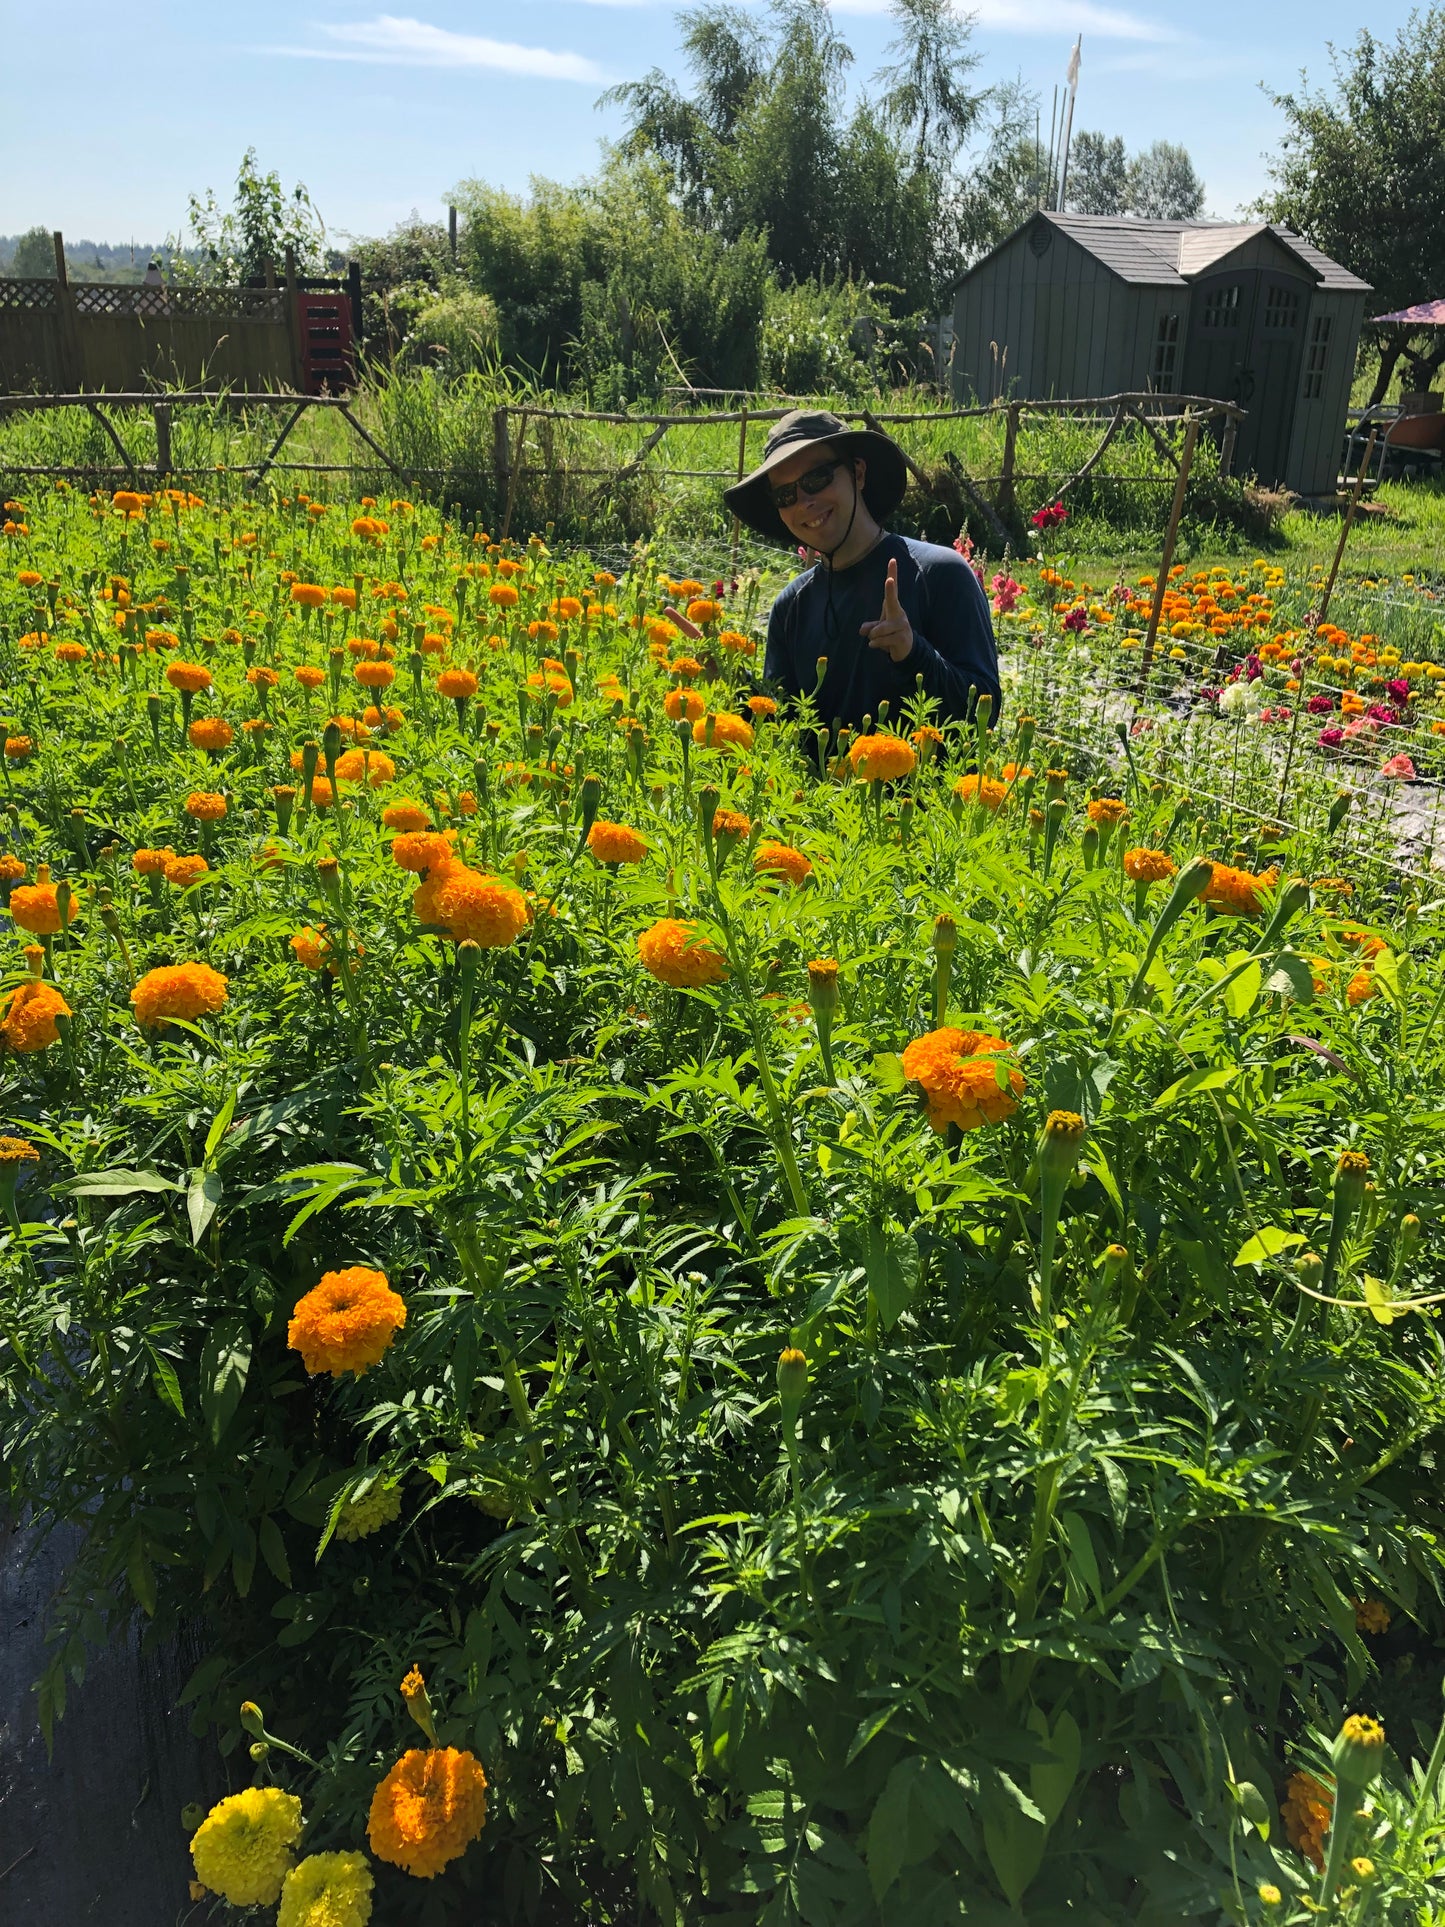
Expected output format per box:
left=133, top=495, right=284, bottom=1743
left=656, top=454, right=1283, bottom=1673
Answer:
left=953, top=213, right=1371, bottom=294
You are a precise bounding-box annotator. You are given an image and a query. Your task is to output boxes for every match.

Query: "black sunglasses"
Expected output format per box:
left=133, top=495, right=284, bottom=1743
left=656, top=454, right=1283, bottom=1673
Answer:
left=770, top=458, right=847, bottom=510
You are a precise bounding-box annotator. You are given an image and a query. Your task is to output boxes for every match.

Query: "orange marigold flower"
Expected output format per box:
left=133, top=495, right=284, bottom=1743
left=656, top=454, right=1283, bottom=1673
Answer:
left=0, top=853, right=25, bottom=882
left=131, top=961, right=228, bottom=1029
left=0, top=1135, right=39, bottom=1163
left=1281, top=1771, right=1333, bottom=1872
left=424, top=868, right=529, bottom=947
left=331, top=586, right=357, bottom=609
left=1086, top=798, right=1130, bottom=827
left=670, top=655, right=704, bottom=682
left=354, top=660, right=396, bottom=691
left=1123, top=848, right=1176, bottom=884
left=347, top=636, right=381, bottom=659
left=664, top=689, right=706, bottom=722
left=0, top=978, right=71, bottom=1053
left=367, top=1747, right=488, bottom=1879
left=382, top=801, right=431, bottom=834
left=290, top=583, right=328, bottom=609
left=1347, top=969, right=1376, bottom=1006
left=754, top=841, right=812, bottom=885
left=4, top=736, right=33, bottom=761
left=165, top=661, right=212, bottom=695
left=55, top=641, right=89, bottom=665
left=185, top=791, right=227, bottom=822
left=686, top=598, right=721, bottom=626
left=691, top=712, right=754, bottom=751
left=246, top=665, right=279, bottom=690
left=719, top=629, right=755, bottom=655
left=333, top=748, right=395, bottom=788
left=8, top=880, right=63, bottom=934
left=294, top=665, right=325, bottom=691
left=1202, top=862, right=1272, bottom=917
left=437, top=667, right=478, bottom=701
left=15, top=569, right=42, bottom=589
left=552, top=596, right=583, bottom=621
left=288, top=1266, right=406, bottom=1377
left=711, top=807, right=751, bottom=840
left=587, top=821, right=649, bottom=864
left=900, top=1027, right=1025, bottom=1135
left=488, top=583, right=519, bottom=609
left=1353, top=1596, right=1391, bottom=1636
left=391, top=831, right=456, bottom=875
left=637, top=918, right=728, bottom=988
left=291, top=926, right=333, bottom=972
left=849, top=733, right=916, bottom=781
left=747, top=695, right=778, bottom=719
left=165, top=853, right=210, bottom=888
left=188, top=717, right=234, bottom=753
left=954, top=773, right=1007, bottom=811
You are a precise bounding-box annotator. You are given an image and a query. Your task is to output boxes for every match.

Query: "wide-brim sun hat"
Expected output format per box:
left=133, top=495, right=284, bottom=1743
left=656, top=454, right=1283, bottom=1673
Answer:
left=723, top=408, right=909, bottom=545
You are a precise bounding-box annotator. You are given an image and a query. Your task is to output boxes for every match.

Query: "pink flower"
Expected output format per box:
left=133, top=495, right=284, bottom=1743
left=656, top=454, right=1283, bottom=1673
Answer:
left=990, top=572, right=1022, bottom=615
left=1243, top=655, right=1264, bottom=682
left=1367, top=701, right=1401, bottom=726
left=1381, top=753, right=1416, bottom=781
left=1317, top=726, right=1345, bottom=749
left=1307, top=693, right=1335, bottom=715
left=1387, top=677, right=1410, bottom=703
left=1342, top=717, right=1377, bottom=742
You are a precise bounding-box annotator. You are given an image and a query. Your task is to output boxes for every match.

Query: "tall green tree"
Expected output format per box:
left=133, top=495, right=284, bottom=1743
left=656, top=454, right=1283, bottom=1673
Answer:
left=1260, top=10, right=1445, bottom=402
left=1066, top=132, right=1128, bottom=215
left=1125, top=140, right=1204, bottom=221
left=8, top=228, right=56, bottom=278
left=171, top=148, right=326, bottom=283
left=874, top=0, right=985, bottom=175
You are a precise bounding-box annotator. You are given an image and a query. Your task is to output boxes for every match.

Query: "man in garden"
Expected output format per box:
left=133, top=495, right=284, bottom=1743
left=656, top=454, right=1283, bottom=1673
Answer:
left=724, top=409, right=999, bottom=733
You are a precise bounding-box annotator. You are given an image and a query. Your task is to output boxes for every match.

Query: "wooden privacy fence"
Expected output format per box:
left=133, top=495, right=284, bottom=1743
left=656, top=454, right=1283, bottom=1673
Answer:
left=0, top=233, right=360, bottom=396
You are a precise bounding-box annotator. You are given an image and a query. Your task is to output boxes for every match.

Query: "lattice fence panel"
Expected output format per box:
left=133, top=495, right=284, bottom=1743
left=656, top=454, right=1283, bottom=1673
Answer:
left=0, top=280, right=59, bottom=313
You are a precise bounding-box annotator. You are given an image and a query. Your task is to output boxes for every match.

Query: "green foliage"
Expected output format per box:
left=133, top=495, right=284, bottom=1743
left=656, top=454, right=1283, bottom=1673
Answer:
left=408, top=291, right=500, bottom=377
left=171, top=146, right=327, bottom=284
left=1, top=495, right=1444, bottom=1925
left=7, top=227, right=56, bottom=279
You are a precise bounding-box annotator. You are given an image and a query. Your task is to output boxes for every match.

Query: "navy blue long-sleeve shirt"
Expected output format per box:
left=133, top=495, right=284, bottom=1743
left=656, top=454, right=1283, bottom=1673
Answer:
left=763, top=533, right=1000, bottom=732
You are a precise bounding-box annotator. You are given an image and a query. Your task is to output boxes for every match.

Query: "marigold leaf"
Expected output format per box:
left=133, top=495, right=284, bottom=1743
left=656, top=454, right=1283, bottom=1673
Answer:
left=1233, top=1227, right=1306, bottom=1266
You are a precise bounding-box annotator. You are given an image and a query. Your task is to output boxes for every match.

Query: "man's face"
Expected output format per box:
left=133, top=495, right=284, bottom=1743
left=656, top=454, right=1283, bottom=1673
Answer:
left=771, top=445, right=865, bottom=552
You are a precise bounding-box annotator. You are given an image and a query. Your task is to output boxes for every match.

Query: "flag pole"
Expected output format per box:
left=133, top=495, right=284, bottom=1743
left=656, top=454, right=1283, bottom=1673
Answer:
left=1057, top=38, right=1083, bottom=212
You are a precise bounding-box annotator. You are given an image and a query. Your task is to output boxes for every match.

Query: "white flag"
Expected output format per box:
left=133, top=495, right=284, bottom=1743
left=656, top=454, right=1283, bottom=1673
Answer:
left=1066, top=35, right=1082, bottom=90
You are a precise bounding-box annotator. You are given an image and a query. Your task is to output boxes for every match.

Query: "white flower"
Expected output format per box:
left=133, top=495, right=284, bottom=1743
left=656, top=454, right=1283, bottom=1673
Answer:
left=1218, top=683, right=1249, bottom=718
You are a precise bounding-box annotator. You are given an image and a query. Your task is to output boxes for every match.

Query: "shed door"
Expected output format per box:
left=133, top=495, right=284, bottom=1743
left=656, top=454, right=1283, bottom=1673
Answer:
left=1182, top=270, right=1311, bottom=487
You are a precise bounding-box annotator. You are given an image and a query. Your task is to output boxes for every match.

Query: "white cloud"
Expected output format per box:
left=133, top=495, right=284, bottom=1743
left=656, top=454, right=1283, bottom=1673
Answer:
left=828, top=0, right=1179, bottom=39
left=268, top=14, right=606, bottom=83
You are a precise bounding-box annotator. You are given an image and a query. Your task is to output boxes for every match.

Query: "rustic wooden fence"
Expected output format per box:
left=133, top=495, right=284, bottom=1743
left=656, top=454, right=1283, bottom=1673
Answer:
left=0, top=233, right=360, bottom=396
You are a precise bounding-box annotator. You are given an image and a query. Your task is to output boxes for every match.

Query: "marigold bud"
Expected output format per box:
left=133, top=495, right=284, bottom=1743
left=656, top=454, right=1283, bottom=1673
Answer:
left=777, top=1346, right=808, bottom=1410
left=1295, top=1249, right=1324, bottom=1289
left=316, top=857, right=340, bottom=901
left=932, top=913, right=957, bottom=957
left=238, top=1701, right=265, bottom=1738
left=806, top=958, right=839, bottom=1019
left=1400, top=1213, right=1421, bottom=1249
left=1335, top=1149, right=1370, bottom=1206
left=1331, top=1712, right=1385, bottom=1787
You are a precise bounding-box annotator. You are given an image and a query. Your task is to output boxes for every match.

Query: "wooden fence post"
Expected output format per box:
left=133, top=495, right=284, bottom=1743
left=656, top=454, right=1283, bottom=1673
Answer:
left=51, top=230, right=82, bottom=391
left=283, top=246, right=304, bottom=391
left=730, top=406, right=748, bottom=586
left=492, top=406, right=510, bottom=526
left=501, top=408, right=528, bottom=543
left=1137, top=413, right=1200, bottom=686
left=1314, top=427, right=1378, bottom=627
left=153, top=401, right=172, bottom=480
left=1219, top=410, right=1238, bottom=480
left=997, top=402, right=1021, bottom=518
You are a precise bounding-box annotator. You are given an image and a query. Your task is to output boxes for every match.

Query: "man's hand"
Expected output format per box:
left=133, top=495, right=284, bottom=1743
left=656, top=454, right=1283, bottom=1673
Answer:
left=860, top=558, right=913, bottom=663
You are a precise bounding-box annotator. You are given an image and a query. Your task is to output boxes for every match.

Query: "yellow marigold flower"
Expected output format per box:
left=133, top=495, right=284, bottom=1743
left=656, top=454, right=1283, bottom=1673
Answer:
left=165, top=853, right=210, bottom=888
left=664, top=688, right=705, bottom=722
left=691, top=712, right=754, bottom=751
left=367, top=1747, right=488, bottom=1879
left=1258, top=1883, right=1282, bottom=1906
left=0, top=978, right=70, bottom=1053
left=188, top=717, right=233, bottom=753
left=190, top=1787, right=303, bottom=1908
left=131, top=961, right=228, bottom=1029
left=954, top=773, right=1007, bottom=811
left=333, top=748, right=395, bottom=788
left=849, top=732, right=916, bottom=781
left=8, top=879, right=63, bottom=934
left=382, top=802, right=431, bottom=834
left=0, top=853, right=25, bottom=882
left=753, top=841, right=812, bottom=885
left=290, top=583, right=328, bottom=609
left=336, top=1480, right=403, bottom=1542
left=288, top=1266, right=406, bottom=1378
left=4, top=736, right=33, bottom=761
left=437, top=667, right=478, bottom=700
left=185, top=790, right=227, bottom=822
left=1352, top=1596, right=1391, bottom=1635
left=1123, top=848, right=1176, bottom=883
left=1281, top=1769, right=1332, bottom=1871
left=165, top=661, right=212, bottom=695
left=278, top=1851, right=374, bottom=1927
left=0, top=1135, right=39, bottom=1163
left=637, top=918, right=728, bottom=988
left=1086, top=798, right=1129, bottom=827
left=587, top=821, right=649, bottom=865
left=295, top=665, right=325, bottom=691
left=901, top=1028, right=1024, bottom=1135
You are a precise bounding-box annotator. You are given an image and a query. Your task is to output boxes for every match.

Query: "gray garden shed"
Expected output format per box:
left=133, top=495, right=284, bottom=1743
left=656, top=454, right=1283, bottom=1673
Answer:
left=948, top=212, right=1371, bottom=495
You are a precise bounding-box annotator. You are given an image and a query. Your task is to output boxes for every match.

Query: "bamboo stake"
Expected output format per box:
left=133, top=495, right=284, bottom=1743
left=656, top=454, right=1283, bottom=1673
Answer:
left=730, top=406, right=748, bottom=586
left=1314, top=427, right=1378, bottom=626
left=1137, top=414, right=1200, bottom=688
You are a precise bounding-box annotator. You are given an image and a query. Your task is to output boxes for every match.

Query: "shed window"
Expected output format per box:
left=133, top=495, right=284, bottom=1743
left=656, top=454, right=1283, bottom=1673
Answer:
left=1150, top=313, right=1180, bottom=391
left=1303, top=313, right=1332, bottom=399
left=1264, top=285, right=1301, bottom=330
left=1202, top=286, right=1241, bottom=329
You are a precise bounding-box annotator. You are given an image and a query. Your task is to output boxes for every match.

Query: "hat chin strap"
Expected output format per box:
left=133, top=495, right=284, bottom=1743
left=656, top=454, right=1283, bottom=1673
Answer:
left=819, top=471, right=862, bottom=642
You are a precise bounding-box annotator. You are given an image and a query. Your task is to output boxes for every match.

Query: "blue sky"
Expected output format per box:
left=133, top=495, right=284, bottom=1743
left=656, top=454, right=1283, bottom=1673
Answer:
left=1, top=2, right=1414, bottom=250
